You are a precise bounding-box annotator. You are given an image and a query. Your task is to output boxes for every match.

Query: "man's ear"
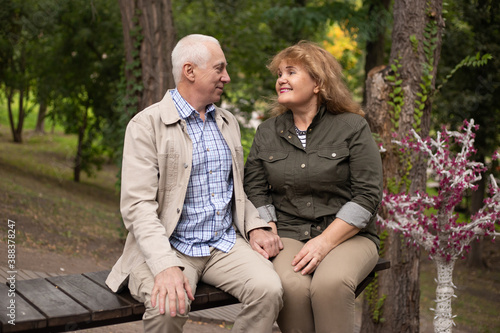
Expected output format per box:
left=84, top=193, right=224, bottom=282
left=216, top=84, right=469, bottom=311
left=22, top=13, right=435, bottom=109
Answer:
left=183, top=62, right=195, bottom=82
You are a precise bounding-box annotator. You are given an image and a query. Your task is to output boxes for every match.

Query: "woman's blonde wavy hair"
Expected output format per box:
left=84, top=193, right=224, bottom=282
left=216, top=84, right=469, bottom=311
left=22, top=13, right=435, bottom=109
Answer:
left=267, top=40, right=364, bottom=117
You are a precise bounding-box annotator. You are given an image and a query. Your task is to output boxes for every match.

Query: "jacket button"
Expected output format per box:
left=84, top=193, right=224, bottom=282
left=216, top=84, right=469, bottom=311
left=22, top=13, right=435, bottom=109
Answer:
left=269, top=156, right=274, bottom=160
left=184, top=163, right=188, bottom=168
left=288, top=135, right=292, bottom=139
left=331, top=153, right=337, bottom=157
left=301, top=163, right=306, bottom=168
left=177, top=208, right=180, bottom=213
left=304, top=231, right=309, bottom=236
left=306, top=202, right=311, bottom=207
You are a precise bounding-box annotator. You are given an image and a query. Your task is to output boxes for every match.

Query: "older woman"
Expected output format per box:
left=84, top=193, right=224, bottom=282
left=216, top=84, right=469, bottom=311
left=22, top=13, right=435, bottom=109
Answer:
left=244, top=41, right=383, bottom=333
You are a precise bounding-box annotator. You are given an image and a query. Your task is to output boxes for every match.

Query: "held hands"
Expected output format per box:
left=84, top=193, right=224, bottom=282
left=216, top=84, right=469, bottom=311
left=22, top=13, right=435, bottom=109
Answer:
left=292, top=234, right=334, bottom=275
left=249, top=225, right=283, bottom=259
left=151, top=267, right=195, bottom=317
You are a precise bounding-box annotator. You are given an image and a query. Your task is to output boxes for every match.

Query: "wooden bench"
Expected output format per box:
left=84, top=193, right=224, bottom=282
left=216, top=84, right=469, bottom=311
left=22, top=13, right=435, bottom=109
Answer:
left=1, top=258, right=390, bottom=333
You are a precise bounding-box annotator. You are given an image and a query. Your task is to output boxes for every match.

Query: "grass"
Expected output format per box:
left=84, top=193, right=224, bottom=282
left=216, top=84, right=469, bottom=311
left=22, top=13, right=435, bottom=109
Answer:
left=419, top=251, right=500, bottom=333
left=0, top=105, right=125, bottom=262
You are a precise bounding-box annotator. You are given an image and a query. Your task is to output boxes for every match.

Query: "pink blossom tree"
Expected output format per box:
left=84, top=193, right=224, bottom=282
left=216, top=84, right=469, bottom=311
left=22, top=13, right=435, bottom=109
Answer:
left=378, top=119, right=500, bottom=333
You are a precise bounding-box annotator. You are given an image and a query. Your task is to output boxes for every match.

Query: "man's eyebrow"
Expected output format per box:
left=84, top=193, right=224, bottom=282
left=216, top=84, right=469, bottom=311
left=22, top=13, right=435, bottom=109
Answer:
left=213, top=62, right=227, bottom=68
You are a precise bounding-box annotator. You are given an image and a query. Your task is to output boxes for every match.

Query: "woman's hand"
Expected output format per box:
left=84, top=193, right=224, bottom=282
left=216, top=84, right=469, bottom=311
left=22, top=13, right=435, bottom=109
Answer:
left=292, top=218, right=360, bottom=275
left=291, top=234, right=334, bottom=275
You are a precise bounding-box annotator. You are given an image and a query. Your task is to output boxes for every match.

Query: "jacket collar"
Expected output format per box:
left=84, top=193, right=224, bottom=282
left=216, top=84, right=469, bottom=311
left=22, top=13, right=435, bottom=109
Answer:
left=278, top=104, right=327, bottom=134
left=159, top=89, right=229, bottom=126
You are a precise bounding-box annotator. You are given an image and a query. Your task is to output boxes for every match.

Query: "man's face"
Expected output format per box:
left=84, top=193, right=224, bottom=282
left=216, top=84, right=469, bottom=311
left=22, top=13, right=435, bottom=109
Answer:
left=193, top=43, right=231, bottom=106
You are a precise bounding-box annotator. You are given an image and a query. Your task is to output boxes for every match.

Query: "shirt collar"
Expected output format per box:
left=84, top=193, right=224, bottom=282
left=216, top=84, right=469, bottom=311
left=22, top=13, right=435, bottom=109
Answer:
left=170, top=88, right=216, bottom=120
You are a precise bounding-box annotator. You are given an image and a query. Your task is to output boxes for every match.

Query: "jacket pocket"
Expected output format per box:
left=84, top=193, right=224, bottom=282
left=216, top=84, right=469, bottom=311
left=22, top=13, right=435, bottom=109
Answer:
left=313, top=144, right=350, bottom=184
left=257, top=151, right=289, bottom=193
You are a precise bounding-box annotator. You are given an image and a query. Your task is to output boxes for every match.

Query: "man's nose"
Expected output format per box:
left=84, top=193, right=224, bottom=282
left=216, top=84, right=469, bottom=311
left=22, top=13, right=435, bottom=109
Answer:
left=221, top=70, right=231, bottom=83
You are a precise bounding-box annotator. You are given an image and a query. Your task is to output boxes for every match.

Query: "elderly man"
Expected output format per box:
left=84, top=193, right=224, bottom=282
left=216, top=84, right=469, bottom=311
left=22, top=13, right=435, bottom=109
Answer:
left=106, top=34, right=283, bottom=332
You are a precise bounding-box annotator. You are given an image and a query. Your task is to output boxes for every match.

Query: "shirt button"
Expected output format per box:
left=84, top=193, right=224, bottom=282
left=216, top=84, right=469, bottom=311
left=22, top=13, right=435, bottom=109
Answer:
left=211, top=193, right=215, bottom=197
left=217, top=211, right=220, bottom=215
left=306, top=202, right=311, bottom=207
left=207, top=148, right=210, bottom=151
left=304, top=231, right=309, bottom=236
left=301, top=163, right=306, bottom=168
left=209, top=170, right=213, bottom=174
left=331, top=153, right=337, bottom=158
left=215, top=232, right=218, bottom=236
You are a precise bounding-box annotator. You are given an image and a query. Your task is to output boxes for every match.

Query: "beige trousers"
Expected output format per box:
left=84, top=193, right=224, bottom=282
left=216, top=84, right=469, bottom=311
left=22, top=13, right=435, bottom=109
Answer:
left=128, top=235, right=283, bottom=333
left=273, top=236, right=378, bottom=333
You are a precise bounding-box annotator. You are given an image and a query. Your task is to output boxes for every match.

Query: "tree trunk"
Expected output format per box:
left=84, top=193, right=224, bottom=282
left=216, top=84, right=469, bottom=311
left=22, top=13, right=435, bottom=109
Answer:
left=6, top=88, right=21, bottom=143
left=363, top=0, right=391, bottom=105
left=118, top=0, right=176, bottom=115
left=35, top=100, right=47, bottom=134
left=361, top=0, right=445, bottom=332
left=433, top=257, right=456, bottom=333
left=74, top=107, right=88, bottom=183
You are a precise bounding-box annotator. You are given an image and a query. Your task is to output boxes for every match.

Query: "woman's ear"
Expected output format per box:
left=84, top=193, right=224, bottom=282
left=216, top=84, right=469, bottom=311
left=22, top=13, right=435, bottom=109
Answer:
left=314, top=83, right=320, bottom=94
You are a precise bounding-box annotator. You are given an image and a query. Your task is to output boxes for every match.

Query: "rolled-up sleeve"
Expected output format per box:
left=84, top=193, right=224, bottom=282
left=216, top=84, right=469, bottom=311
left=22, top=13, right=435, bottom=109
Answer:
left=339, top=119, right=383, bottom=228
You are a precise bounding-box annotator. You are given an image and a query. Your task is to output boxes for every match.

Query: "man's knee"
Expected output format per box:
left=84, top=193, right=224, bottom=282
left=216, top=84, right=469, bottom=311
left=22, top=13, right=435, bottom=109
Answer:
left=243, top=271, right=283, bottom=304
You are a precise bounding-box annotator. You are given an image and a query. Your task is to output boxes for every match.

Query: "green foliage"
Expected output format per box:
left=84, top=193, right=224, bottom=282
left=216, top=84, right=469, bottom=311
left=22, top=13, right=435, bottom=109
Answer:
left=239, top=125, right=256, bottom=163
left=386, top=56, right=404, bottom=131
left=433, top=0, right=500, bottom=177
left=413, top=5, right=439, bottom=133
left=436, top=52, right=493, bottom=93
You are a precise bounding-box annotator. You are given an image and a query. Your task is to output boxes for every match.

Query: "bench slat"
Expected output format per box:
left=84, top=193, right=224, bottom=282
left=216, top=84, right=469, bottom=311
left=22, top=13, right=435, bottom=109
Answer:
left=47, top=274, right=133, bottom=321
left=15, top=278, right=90, bottom=328
left=83, top=271, right=145, bottom=315
left=0, top=284, right=47, bottom=332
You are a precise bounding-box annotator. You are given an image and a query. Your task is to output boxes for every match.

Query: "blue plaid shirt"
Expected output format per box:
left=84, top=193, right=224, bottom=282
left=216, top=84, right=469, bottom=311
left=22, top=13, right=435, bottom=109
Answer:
left=169, top=89, right=236, bottom=257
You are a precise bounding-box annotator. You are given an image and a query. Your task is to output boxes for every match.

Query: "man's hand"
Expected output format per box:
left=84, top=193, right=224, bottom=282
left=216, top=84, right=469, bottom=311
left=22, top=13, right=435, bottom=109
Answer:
left=249, top=227, right=283, bottom=259
left=150, top=267, right=195, bottom=317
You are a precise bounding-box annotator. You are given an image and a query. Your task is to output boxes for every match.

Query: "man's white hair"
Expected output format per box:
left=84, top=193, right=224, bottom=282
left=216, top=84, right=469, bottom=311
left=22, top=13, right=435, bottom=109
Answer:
left=171, top=34, right=221, bottom=85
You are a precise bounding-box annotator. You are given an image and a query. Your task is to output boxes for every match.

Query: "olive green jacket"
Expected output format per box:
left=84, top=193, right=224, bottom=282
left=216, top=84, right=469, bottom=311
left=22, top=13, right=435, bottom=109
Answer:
left=244, top=106, right=383, bottom=248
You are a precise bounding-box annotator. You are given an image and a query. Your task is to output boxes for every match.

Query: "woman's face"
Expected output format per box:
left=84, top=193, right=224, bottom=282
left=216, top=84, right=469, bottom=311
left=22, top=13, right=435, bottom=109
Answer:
left=275, top=60, right=319, bottom=112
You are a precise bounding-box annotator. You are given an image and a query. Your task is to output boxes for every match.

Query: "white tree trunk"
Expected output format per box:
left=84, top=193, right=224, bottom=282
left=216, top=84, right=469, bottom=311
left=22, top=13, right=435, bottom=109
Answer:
left=433, top=257, right=456, bottom=333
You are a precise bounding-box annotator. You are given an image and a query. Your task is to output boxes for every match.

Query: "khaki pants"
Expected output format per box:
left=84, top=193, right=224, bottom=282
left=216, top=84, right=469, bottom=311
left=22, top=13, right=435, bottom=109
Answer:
left=128, top=235, right=283, bottom=332
left=273, top=236, right=378, bottom=333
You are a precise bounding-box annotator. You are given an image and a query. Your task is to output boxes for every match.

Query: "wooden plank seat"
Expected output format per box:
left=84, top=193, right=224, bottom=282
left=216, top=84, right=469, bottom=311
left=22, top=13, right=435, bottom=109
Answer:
left=1, top=258, right=390, bottom=333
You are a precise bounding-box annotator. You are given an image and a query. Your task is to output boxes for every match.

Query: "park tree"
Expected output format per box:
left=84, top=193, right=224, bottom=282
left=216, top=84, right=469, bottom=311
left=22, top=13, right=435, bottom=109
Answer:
left=0, top=0, right=43, bottom=143
left=47, top=0, right=123, bottom=182
left=118, top=0, right=176, bottom=117
left=362, top=0, right=445, bottom=331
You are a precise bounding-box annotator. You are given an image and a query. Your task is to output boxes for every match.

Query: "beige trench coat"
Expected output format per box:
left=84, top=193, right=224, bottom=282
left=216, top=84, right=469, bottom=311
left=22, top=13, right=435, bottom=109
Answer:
left=106, top=91, right=267, bottom=292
